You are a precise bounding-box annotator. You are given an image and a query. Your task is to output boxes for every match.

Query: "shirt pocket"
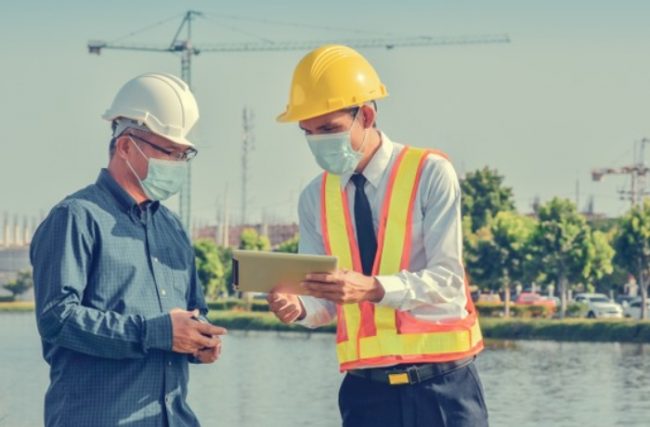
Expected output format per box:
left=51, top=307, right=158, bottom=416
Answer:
left=164, top=266, right=192, bottom=303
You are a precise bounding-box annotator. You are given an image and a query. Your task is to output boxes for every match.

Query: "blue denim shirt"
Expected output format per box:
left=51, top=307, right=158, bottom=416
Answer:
left=30, top=169, right=207, bottom=427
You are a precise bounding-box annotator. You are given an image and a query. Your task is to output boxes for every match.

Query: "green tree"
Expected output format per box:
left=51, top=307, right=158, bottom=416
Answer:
left=217, top=246, right=235, bottom=295
left=461, top=167, right=515, bottom=233
left=528, top=198, right=612, bottom=318
left=276, top=234, right=299, bottom=253
left=193, top=239, right=225, bottom=300
left=239, top=228, right=271, bottom=251
left=468, top=211, right=536, bottom=317
left=614, top=200, right=650, bottom=319
left=589, top=227, right=626, bottom=295
left=585, top=230, right=615, bottom=288
left=3, top=270, right=33, bottom=299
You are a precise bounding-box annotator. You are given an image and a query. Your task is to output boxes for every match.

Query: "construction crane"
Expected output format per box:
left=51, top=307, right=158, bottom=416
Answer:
left=592, top=138, right=650, bottom=207
left=88, top=10, right=511, bottom=231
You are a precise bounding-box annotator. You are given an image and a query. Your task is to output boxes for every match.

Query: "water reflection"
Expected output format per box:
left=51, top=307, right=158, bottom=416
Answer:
left=2, top=314, right=650, bottom=427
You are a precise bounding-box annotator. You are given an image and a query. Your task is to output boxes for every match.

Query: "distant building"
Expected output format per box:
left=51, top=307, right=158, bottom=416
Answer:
left=0, top=247, right=31, bottom=286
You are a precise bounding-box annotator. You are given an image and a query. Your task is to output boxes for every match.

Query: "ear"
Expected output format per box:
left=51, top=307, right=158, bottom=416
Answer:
left=115, top=135, right=132, bottom=160
left=359, top=104, right=376, bottom=129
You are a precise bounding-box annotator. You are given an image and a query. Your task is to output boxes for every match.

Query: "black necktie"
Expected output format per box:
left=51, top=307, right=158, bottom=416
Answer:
left=351, top=174, right=378, bottom=275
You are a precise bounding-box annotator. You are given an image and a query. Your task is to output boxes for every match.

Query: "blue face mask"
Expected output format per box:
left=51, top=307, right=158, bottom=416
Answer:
left=126, top=138, right=188, bottom=201
left=306, top=113, right=368, bottom=176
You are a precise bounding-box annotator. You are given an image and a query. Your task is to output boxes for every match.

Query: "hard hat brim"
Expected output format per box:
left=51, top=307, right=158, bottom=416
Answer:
left=276, top=93, right=387, bottom=123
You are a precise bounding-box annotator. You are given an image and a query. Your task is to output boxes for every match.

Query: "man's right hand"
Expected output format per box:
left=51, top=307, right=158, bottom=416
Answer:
left=267, top=292, right=306, bottom=324
left=169, top=309, right=227, bottom=354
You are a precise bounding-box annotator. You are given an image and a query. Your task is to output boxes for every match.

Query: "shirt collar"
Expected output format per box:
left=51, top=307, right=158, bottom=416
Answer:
left=96, top=169, right=159, bottom=214
left=340, top=131, right=393, bottom=189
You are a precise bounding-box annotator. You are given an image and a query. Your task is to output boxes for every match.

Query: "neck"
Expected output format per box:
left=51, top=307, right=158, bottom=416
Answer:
left=107, top=160, right=149, bottom=205
left=355, top=129, right=382, bottom=173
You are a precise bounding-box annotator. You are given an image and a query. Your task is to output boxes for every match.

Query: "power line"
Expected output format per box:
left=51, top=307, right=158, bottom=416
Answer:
left=109, top=13, right=185, bottom=43
left=203, top=12, right=400, bottom=37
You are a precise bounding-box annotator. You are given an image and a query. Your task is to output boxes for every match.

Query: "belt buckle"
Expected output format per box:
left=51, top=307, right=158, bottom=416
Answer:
left=387, top=366, right=420, bottom=386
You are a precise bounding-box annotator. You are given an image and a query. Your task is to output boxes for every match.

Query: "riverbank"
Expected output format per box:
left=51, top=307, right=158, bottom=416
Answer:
left=4, top=302, right=650, bottom=343
left=0, top=301, right=35, bottom=312
left=207, top=312, right=650, bottom=343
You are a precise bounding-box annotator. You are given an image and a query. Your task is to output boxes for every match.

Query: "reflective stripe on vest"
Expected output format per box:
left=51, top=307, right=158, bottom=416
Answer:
left=320, top=146, right=484, bottom=371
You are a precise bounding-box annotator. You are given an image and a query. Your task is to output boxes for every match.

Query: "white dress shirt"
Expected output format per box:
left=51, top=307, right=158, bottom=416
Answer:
left=296, top=132, right=468, bottom=328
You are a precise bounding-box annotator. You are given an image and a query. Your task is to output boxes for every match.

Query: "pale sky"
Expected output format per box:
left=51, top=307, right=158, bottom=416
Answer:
left=2, top=0, right=650, bottom=228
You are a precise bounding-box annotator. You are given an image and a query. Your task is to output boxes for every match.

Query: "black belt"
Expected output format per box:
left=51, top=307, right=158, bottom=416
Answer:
left=347, top=356, right=475, bottom=386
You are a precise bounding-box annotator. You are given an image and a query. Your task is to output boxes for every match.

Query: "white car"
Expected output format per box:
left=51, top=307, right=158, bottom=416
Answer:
left=623, top=298, right=650, bottom=319
left=573, top=293, right=623, bottom=319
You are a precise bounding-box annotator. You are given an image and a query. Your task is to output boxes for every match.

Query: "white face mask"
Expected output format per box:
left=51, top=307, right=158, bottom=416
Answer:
left=305, top=110, right=368, bottom=175
left=125, top=138, right=188, bottom=201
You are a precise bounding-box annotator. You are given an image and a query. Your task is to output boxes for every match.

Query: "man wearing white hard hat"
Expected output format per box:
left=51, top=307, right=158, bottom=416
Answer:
left=30, top=73, right=226, bottom=427
left=268, top=46, right=488, bottom=426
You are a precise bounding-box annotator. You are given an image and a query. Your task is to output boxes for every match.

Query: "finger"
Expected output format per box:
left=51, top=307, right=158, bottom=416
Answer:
left=305, top=273, right=339, bottom=283
left=269, top=299, right=288, bottom=312
left=197, top=322, right=228, bottom=336
left=196, top=334, right=221, bottom=349
left=277, top=304, right=298, bottom=319
left=302, top=282, right=342, bottom=293
left=281, top=308, right=300, bottom=323
left=197, top=344, right=219, bottom=359
left=267, top=292, right=282, bottom=303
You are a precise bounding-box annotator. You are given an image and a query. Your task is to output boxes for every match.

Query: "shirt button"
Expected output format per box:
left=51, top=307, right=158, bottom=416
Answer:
left=168, top=361, right=172, bottom=367
left=161, top=289, right=167, bottom=296
left=153, top=257, right=159, bottom=263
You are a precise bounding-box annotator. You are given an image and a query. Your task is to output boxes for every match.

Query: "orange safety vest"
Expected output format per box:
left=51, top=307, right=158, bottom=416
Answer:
left=320, top=146, right=483, bottom=371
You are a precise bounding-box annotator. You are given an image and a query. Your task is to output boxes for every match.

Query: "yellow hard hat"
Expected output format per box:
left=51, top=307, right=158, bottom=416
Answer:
left=277, top=45, right=388, bottom=123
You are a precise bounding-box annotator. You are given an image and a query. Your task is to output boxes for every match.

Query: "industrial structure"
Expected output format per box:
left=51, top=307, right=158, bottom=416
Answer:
left=592, top=138, right=650, bottom=207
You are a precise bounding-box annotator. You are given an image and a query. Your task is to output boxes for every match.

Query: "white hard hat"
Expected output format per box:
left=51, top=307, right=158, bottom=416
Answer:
left=103, top=72, right=199, bottom=147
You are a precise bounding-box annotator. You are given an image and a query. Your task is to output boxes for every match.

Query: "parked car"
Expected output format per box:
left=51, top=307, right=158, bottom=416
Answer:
left=515, top=292, right=557, bottom=310
left=623, top=298, right=650, bottom=319
left=615, top=294, right=636, bottom=308
left=573, top=293, right=623, bottom=319
left=477, top=293, right=502, bottom=303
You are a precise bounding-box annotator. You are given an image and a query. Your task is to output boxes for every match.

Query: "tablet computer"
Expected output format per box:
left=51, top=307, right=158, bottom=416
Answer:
left=232, top=250, right=338, bottom=295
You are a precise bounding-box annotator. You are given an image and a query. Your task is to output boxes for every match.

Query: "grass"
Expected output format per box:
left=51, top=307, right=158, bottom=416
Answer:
left=208, top=311, right=650, bottom=343
left=3, top=301, right=649, bottom=343
left=480, top=317, right=650, bottom=343
left=206, top=310, right=336, bottom=333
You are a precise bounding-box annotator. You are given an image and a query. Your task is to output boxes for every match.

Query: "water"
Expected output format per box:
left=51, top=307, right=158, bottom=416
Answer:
left=2, top=313, right=650, bottom=427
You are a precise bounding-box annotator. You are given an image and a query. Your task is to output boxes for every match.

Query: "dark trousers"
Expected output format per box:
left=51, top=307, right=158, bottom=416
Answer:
left=338, top=361, right=489, bottom=427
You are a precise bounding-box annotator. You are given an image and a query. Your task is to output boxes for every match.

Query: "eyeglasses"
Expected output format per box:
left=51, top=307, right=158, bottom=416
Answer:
left=127, top=133, right=198, bottom=161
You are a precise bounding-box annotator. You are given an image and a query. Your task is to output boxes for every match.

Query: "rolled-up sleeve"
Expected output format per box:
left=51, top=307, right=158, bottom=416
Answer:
left=31, top=202, right=172, bottom=359
left=294, top=181, right=337, bottom=328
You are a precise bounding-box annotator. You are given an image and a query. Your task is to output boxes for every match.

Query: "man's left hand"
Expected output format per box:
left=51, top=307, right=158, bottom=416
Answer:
left=301, top=270, right=385, bottom=304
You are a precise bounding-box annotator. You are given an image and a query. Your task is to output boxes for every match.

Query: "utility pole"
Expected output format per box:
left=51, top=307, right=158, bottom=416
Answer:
left=241, top=107, right=255, bottom=225
left=1, top=213, right=8, bottom=247
left=592, top=138, right=650, bottom=207
left=223, top=184, right=230, bottom=248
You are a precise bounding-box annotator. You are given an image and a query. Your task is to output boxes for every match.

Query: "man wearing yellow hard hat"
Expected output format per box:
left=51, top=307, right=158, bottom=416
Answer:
left=268, top=45, right=488, bottom=426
